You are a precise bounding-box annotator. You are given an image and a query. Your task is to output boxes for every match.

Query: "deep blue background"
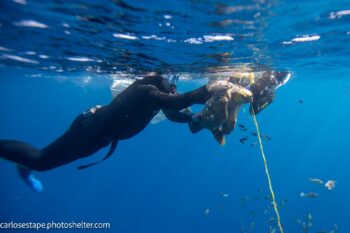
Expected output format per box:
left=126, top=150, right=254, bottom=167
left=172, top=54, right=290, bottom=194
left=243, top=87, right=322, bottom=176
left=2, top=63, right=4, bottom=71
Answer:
left=1, top=0, right=350, bottom=232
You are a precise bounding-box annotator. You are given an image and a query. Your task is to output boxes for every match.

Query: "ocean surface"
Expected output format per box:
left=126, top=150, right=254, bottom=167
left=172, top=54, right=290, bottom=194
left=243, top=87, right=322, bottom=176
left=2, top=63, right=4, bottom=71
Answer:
left=0, top=0, right=350, bottom=232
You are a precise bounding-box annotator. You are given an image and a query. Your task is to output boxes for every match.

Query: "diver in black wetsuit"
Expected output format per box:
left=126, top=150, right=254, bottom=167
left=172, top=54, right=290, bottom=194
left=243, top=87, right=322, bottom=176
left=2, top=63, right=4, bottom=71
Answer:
left=0, top=74, right=211, bottom=191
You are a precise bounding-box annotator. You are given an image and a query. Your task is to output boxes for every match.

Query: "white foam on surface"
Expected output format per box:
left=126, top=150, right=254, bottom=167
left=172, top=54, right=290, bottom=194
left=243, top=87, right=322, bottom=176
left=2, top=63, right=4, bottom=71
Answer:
left=329, top=10, right=350, bottom=19
left=283, top=35, right=320, bottom=44
left=203, top=35, right=234, bottom=42
left=113, top=33, right=138, bottom=40
left=14, top=20, right=48, bottom=29
left=13, top=0, right=26, bottom=5
left=39, top=54, right=49, bottom=59
left=0, top=46, right=11, bottom=51
left=142, top=35, right=166, bottom=41
left=185, top=34, right=234, bottom=44
left=2, top=54, right=39, bottom=64
left=184, top=38, right=203, bottom=44
left=66, top=57, right=95, bottom=62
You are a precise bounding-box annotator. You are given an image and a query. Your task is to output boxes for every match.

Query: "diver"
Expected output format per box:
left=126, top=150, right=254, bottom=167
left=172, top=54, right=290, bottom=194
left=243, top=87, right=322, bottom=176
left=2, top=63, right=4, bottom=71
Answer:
left=188, top=70, right=291, bottom=144
left=0, top=74, right=215, bottom=192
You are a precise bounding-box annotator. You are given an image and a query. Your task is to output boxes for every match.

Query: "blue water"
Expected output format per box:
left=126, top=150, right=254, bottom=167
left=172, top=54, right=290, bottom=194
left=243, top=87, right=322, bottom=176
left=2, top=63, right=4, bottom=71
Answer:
left=1, top=0, right=350, bottom=232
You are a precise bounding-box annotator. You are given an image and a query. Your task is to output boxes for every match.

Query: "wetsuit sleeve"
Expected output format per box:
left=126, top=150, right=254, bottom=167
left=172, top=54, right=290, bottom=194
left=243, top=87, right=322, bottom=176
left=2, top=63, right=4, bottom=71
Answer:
left=147, top=85, right=210, bottom=110
left=250, top=90, right=275, bottom=115
left=163, top=109, right=192, bottom=123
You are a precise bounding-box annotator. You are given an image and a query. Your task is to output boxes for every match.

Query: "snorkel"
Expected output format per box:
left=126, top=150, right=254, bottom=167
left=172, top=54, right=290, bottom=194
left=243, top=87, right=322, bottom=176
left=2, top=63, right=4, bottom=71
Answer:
left=163, top=75, right=179, bottom=94
left=273, top=71, right=291, bottom=89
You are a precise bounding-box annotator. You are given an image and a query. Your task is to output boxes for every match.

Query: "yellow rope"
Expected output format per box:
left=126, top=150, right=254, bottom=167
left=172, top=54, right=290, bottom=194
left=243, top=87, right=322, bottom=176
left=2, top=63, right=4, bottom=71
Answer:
left=251, top=109, right=284, bottom=233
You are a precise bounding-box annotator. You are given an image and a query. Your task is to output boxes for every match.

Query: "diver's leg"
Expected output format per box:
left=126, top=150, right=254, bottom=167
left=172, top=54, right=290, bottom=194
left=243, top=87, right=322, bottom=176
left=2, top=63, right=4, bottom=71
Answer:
left=0, top=113, right=112, bottom=171
left=0, top=138, right=76, bottom=171
left=0, top=139, right=42, bottom=168
left=0, top=131, right=110, bottom=171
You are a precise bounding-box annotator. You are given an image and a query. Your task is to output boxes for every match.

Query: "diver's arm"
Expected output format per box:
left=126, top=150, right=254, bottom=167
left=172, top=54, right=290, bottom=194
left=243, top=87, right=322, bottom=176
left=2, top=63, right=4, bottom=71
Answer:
left=163, top=109, right=192, bottom=123
left=250, top=91, right=275, bottom=115
left=146, top=85, right=210, bottom=110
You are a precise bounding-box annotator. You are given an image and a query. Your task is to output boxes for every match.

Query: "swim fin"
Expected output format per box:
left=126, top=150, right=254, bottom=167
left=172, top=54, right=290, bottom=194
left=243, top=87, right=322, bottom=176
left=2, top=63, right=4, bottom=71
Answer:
left=17, top=165, right=43, bottom=193
left=77, top=139, right=118, bottom=170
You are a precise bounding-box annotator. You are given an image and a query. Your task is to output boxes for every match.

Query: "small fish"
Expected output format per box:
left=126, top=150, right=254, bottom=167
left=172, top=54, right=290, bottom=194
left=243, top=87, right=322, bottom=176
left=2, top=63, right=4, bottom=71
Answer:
left=269, top=226, right=276, bottom=233
left=239, top=138, right=246, bottom=144
left=251, top=132, right=271, bottom=140
left=307, top=213, right=313, bottom=221
left=249, top=210, right=255, bottom=216
left=204, top=208, right=210, bottom=218
left=325, top=180, right=336, bottom=190
left=262, top=134, right=272, bottom=141
left=240, top=195, right=249, bottom=206
left=334, top=224, right=339, bottom=230
left=217, top=203, right=224, bottom=213
left=317, top=230, right=327, bottom=233
left=249, top=222, right=255, bottom=233
left=280, top=199, right=288, bottom=206
left=267, top=217, right=276, bottom=225
left=298, top=100, right=304, bottom=104
left=237, top=124, right=246, bottom=129
left=250, top=142, right=258, bottom=147
left=308, top=177, right=323, bottom=185
left=295, top=219, right=302, bottom=225
left=300, top=192, right=318, bottom=198
left=220, top=192, right=230, bottom=198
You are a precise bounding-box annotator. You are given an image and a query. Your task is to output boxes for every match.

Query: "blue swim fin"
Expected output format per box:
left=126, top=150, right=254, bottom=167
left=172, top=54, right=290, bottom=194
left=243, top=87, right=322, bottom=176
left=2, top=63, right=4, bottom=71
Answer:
left=17, top=166, right=43, bottom=193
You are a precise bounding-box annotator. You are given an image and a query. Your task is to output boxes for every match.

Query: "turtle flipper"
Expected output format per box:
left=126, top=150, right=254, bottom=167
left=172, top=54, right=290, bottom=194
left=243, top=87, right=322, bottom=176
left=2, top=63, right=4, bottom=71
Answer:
left=212, top=130, right=226, bottom=146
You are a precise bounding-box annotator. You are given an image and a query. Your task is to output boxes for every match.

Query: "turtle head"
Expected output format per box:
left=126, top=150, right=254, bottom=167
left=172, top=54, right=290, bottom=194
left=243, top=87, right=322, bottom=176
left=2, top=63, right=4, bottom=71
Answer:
left=231, top=88, right=253, bottom=104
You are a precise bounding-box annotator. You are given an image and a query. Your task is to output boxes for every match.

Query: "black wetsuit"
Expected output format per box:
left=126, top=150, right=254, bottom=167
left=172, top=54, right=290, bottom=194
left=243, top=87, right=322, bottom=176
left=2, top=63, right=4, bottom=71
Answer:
left=0, top=75, right=210, bottom=171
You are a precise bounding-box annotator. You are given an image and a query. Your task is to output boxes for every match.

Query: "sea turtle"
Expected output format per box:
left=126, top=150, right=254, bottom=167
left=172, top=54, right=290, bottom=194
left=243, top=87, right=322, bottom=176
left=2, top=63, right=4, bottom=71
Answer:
left=193, top=81, right=253, bottom=145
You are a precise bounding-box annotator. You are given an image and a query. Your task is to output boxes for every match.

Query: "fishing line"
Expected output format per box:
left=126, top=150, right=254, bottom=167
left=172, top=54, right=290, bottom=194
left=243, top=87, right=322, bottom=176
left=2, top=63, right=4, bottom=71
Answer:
left=251, top=108, right=284, bottom=233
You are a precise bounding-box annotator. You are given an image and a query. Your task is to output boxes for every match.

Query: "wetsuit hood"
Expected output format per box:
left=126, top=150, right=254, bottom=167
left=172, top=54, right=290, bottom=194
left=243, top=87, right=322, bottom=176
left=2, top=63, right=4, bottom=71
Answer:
left=137, top=74, right=171, bottom=93
left=249, top=70, right=291, bottom=115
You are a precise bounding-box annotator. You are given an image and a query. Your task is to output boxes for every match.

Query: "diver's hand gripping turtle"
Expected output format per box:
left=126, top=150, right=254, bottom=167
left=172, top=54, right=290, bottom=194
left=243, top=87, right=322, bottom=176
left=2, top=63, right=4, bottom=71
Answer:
left=192, top=82, right=253, bottom=145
